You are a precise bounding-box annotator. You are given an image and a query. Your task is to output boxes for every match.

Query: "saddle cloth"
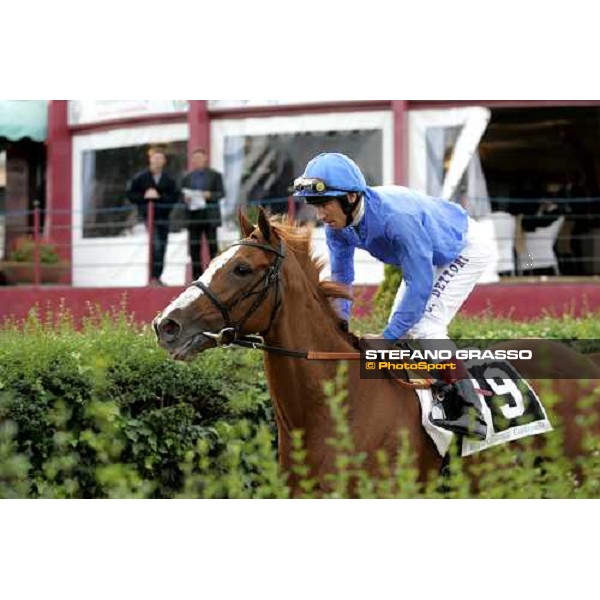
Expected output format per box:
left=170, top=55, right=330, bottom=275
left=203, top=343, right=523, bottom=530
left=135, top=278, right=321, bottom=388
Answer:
left=416, top=359, right=553, bottom=457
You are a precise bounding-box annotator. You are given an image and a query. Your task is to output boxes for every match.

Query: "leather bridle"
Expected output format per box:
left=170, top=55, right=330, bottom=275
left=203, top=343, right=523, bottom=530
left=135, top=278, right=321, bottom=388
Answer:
left=190, top=237, right=436, bottom=391
left=193, top=239, right=285, bottom=345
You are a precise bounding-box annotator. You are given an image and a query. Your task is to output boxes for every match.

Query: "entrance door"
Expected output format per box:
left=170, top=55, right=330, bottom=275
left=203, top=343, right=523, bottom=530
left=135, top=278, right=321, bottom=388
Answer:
left=408, top=107, right=502, bottom=282
left=408, top=107, right=491, bottom=218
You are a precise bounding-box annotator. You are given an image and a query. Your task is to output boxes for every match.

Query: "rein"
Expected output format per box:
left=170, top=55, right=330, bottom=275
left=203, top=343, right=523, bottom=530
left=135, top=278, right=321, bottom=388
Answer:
left=192, top=237, right=435, bottom=392
left=236, top=335, right=436, bottom=391
left=235, top=335, right=435, bottom=390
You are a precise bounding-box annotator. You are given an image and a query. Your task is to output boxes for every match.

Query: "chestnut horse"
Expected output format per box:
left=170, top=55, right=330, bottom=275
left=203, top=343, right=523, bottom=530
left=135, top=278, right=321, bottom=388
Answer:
left=154, top=208, right=600, bottom=492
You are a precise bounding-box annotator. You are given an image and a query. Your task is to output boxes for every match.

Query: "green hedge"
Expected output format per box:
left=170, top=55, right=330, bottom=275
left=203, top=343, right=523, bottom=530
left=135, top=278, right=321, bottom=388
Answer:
left=373, top=264, right=402, bottom=315
left=0, top=310, right=274, bottom=498
left=2, top=308, right=600, bottom=498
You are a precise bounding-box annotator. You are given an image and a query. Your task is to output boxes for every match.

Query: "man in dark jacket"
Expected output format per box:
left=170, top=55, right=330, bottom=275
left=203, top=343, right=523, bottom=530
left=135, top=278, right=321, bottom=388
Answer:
left=181, top=148, right=225, bottom=279
left=126, top=148, right=179, bottom=286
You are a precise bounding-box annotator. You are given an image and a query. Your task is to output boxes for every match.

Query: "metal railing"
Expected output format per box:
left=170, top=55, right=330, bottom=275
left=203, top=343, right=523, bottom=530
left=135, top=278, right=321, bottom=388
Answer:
left=0, top=195, right=599, bottom=286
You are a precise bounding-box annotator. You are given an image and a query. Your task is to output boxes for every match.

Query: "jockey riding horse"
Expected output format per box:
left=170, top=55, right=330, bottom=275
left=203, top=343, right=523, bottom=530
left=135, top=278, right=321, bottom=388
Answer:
left=293, top=152, right=493, bottom=440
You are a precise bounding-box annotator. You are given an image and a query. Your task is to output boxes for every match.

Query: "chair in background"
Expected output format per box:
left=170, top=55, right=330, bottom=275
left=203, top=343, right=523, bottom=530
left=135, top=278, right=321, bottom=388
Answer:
left=518, top=216, right=565, bottom=275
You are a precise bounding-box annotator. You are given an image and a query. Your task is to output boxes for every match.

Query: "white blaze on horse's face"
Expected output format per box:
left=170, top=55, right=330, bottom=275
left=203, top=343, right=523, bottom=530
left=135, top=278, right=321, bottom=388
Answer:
left=160, top=244, right=241, bottom=318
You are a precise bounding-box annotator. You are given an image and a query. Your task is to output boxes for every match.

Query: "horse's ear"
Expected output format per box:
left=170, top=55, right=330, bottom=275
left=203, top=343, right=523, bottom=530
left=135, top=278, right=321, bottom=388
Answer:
left=238, top=209, right=254, bottom=238
left=257, top=206, right=272, bottom=242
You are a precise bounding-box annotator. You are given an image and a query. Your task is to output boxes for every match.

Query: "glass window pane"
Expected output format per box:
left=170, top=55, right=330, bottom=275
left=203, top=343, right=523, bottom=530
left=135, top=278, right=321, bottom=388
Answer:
left=81, top=141, right=187, bottom=238
left=0, top=150, right=5, bottom=260
left=223, top=129, right=383, bottom=226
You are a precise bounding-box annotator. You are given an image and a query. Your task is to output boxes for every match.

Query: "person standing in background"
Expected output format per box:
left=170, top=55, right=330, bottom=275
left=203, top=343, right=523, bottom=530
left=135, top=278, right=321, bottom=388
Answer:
left=126, top=148, right=179, bottom=286
left=181, top=148, right=225, bottom=280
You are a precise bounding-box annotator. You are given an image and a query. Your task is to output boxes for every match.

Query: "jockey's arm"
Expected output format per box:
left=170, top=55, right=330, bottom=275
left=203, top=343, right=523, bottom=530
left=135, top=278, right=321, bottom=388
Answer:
left=383, top=216, right=435, bottom=341
left=326, top=227, right=355, bottom=320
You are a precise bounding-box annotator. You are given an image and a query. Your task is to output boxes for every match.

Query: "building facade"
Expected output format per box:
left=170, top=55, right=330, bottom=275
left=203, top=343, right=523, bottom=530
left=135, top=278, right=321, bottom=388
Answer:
left=42, top=100, right=600, bottom=287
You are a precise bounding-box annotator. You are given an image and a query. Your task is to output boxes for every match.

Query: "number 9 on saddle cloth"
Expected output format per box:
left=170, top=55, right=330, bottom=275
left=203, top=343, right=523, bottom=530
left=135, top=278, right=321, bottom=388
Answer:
left=391, top=339, right=550, bottom=450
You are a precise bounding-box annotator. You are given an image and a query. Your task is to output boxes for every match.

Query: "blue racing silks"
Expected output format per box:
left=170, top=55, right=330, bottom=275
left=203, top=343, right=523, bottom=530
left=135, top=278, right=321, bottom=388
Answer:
left=325, top=186, right=469, bottom=339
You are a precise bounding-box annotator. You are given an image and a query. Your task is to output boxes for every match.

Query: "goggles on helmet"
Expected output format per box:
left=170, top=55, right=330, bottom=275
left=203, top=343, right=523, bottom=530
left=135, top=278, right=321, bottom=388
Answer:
left=293, top=177, right=349, bottom=205
left=294, top=176, right=352, bottom=194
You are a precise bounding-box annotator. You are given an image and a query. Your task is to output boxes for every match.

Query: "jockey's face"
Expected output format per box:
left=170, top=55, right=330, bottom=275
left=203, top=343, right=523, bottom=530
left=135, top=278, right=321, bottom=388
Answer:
left=314, top=194, right=358, bottom=228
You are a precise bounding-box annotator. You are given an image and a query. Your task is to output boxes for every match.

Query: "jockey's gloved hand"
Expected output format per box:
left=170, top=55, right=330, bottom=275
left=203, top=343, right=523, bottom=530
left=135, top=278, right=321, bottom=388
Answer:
left=338, top=320, right=349, bottom=333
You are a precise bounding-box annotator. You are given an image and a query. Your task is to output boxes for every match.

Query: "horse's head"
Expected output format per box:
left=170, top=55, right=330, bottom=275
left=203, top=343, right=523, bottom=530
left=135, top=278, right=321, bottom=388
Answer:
left=153, top=207, right=285, bottom=360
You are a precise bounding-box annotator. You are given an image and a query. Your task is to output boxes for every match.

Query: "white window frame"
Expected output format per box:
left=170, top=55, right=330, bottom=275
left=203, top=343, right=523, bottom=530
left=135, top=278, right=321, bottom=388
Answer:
left=71, top=122, right=189, bottom=287
left=408, top=107, right=490, bottom=196
left=211, top=111, right=393, bottom=285
left=211, top=111, right=393, bottom=182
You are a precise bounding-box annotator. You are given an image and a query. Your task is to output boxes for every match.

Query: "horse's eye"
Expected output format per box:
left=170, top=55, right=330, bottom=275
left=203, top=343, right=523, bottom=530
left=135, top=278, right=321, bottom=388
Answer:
left=234, top=263, right=252, bottom=276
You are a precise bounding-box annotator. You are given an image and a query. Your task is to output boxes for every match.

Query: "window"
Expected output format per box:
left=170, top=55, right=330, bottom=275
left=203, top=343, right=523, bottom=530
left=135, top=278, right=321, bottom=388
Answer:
left=0, top=150, right=5, bottom=260
left=222, top=129, right=383, bottom=225
left=81, top=141, right=188, bottom=238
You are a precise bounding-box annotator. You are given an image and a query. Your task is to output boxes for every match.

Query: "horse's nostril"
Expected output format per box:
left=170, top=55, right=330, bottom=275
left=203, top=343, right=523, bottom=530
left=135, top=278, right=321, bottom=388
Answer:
left=160, top=318, right=182, bottom=342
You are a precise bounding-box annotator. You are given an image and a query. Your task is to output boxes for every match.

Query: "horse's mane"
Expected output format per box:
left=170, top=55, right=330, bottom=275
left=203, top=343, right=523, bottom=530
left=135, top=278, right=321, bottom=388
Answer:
left=269, top=216, right=352, bottom=325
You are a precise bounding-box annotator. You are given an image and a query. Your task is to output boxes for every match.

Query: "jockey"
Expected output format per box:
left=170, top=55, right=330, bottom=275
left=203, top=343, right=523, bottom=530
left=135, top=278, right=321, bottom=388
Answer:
left=293, top=152, right=493, bottom=440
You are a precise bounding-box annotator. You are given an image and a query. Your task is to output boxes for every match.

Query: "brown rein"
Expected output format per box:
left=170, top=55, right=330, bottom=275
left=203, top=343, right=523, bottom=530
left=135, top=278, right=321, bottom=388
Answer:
left=195, top=238, right=434, bottom=392
left=225, top=335, right=435, bottom=391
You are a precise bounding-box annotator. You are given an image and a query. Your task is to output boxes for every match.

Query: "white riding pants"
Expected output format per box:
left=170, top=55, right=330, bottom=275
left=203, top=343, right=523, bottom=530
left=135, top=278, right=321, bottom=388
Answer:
left=389, top=218, right=492, bottom=343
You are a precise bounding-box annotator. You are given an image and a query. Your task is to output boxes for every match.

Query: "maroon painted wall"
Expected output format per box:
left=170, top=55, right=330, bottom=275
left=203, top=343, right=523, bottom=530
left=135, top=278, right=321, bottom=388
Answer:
left=187, top=100, right=210, bottom=165
left=2, top=283, right=599, bottom=328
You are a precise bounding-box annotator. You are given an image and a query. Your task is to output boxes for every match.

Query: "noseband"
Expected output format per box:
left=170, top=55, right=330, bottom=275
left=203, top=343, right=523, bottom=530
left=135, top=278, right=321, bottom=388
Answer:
left=192, top=239, right=286, bottom=344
